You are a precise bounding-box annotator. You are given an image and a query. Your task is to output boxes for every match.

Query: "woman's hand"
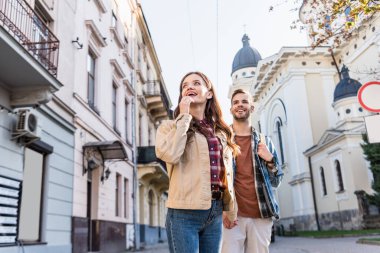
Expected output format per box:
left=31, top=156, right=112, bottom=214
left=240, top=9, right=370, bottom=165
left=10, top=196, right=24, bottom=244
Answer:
left=179, top=96, right=194, bottom=114
left=223, top=212, right=238, bottom=229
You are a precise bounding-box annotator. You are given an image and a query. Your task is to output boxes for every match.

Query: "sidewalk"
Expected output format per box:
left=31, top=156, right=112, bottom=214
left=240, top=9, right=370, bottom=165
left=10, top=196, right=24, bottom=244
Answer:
left=125, top=242, right=169, bottom=253
left=125, top=235, right=380, bottom=253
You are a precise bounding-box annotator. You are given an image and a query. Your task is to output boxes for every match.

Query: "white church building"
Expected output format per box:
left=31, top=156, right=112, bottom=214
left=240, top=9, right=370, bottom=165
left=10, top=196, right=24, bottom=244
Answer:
left=228, top=12, right=379, bottom=231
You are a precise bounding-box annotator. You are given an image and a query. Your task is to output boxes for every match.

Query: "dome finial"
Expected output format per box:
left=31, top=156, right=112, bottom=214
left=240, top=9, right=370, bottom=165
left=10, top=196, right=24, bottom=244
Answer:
left=340, top=65, right=350, bottom=79
left=242, top=34, right=250, bottom=47
left=333, top=64, right=361, bottom=102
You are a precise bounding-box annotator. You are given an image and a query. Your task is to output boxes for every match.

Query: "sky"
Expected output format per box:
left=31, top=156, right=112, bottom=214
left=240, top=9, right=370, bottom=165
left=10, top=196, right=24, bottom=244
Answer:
left=140, top=0, right=308, bottom=123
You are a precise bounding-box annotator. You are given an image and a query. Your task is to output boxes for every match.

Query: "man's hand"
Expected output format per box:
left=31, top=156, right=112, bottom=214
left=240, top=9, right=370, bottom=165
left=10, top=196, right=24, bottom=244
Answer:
left=179, top=96, right=194, bottom=114
left=257, top=142, right=273, bottom=163
left=223, top=212, right=238, bottom=229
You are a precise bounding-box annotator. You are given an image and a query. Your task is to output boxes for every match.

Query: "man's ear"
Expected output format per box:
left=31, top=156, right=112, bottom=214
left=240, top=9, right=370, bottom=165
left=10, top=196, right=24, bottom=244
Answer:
left=207, top=91, right=213, bottom=99
left=250, top=105, right=255, bottom=112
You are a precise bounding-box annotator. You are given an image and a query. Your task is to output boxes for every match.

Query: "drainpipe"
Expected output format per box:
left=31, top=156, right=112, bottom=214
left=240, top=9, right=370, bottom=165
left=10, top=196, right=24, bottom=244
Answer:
left=308, top=156, right=321, bottom=231
left=131, top=5, right=140, bottom=251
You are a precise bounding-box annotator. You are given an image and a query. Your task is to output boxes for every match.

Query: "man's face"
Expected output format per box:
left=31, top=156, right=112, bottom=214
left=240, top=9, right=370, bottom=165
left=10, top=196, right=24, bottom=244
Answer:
left=230, top=93, right=254, bottom=121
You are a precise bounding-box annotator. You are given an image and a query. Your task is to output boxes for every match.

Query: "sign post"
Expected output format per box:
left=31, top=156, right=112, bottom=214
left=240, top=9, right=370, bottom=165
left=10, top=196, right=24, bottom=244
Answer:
left=357, top=81, right=380, bottom=144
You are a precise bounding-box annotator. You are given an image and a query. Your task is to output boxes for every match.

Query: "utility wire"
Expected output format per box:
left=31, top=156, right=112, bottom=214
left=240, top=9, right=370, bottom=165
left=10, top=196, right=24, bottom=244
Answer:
left=216, top=0, right=219, bottom=93
left=187, top=0, right=196, bottom=69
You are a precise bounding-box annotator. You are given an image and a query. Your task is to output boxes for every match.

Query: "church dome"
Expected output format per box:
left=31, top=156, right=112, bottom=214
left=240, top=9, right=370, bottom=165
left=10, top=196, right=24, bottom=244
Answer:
left=231, top=34, right=262, bottom=74
left=333, top=65, right=362, bottom=102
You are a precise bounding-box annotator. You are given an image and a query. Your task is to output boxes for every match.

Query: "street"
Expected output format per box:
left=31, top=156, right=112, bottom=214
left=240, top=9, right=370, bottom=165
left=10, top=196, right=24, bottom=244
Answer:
left=132, top=236, right=380, bottom=253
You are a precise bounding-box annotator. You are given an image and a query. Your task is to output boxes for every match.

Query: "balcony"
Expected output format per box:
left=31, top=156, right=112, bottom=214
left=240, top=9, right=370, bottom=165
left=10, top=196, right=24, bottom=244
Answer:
left=0, top=0, right=62, bottom=107
left=137, top=146, right=168, bottom=191
left=143, top=81, right=172, bottom=122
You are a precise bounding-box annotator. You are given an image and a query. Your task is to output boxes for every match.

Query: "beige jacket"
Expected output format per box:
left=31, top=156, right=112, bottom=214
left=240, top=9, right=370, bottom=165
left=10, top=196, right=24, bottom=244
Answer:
left=155, top=113, right=237, bottom=221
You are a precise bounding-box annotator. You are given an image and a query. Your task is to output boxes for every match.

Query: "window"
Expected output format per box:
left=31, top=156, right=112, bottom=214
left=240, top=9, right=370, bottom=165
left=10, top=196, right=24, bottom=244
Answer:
left=139, top=113, right=143, bottom=146
left=148, top=127, right=152, bottom=146
left=276, top=120, right=285, bottom=164
left=111, top=11, right=117, bottom=28
left=125, top=100, right=130, bottom=143
left=112, top=84, right=117, bottom=129
left=115, top=173, right=121, bottom=216
left=148, top=190, right=154, bottom=226
left=33, top=1, right=53, bottom=67
left=124, top=178, right=129, bottom=218
left=18, top=148, right=45, bottom=242
left=87, top=51, right=96, bottom=109
left=124, top=36, right=129, bottom=50
left=335, top=160, right=344, bottom=192
left=320, top=167, right=327, bottom=196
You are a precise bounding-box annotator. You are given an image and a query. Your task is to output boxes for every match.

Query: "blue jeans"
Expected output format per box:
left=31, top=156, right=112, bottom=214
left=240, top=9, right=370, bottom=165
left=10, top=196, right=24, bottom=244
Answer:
left=166, top=200, right=223, bottom=253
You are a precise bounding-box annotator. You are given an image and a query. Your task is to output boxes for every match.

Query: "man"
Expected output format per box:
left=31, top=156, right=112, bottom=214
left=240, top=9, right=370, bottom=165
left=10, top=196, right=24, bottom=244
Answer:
left=222, top=89, right=284, bottom=253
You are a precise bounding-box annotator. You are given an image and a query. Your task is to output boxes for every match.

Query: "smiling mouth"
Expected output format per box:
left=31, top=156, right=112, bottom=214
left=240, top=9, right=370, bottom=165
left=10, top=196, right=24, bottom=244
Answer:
left=186, top=92, right=197, bottom=96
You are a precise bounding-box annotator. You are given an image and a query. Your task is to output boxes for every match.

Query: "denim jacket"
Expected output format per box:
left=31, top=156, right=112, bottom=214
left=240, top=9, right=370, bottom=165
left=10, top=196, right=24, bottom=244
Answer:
left=233, top=128, right=284, bottom=219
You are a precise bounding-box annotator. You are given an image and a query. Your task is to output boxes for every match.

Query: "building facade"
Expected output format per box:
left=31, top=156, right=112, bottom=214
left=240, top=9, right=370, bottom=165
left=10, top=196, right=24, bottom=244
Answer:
left=0, top=0, right=75, bottom=252
left=0, top=0, right=170, bottom=252
left=229, top=13, right=379, bottom=231
left=133, top=5, right=171, bottom=248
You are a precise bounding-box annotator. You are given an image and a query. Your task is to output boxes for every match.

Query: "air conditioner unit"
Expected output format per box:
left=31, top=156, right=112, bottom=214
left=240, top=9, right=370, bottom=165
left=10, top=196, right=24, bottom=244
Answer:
left=15, top=109, right=39, bottom=138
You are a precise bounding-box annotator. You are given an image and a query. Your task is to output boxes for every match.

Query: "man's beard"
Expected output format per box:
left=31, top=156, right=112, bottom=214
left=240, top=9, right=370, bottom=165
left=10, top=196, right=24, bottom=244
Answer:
left=233, top=111, right=250, bottom=121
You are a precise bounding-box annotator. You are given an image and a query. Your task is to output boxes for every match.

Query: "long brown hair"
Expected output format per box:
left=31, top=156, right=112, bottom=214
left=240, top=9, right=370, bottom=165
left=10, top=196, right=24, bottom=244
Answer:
left=174, top=71, right=240, bottom=157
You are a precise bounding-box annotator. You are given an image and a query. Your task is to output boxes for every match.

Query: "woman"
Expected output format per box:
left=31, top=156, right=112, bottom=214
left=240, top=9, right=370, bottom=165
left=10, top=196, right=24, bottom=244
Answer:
left=156, top=71, right=239, bottom=253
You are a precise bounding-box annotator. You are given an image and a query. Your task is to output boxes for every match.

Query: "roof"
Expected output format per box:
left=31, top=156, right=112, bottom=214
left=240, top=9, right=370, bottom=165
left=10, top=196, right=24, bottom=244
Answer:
left=333, top=65, right=362, bottom=102
left=231, top=34, right=262, bottom=74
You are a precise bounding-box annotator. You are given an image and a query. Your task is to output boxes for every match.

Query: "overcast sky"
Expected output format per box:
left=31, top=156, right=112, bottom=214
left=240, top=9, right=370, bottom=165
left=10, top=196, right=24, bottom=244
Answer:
left=140, top=0, right=308, bottom=123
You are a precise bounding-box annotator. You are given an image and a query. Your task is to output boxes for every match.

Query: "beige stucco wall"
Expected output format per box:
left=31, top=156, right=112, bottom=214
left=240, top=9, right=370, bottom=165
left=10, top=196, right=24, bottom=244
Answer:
left=305, top=73, right=329, bottom=144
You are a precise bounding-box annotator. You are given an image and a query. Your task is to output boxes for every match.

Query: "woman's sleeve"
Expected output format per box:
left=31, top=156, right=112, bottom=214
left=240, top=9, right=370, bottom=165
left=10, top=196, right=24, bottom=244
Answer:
left=155, top=113, right=192, bottom=164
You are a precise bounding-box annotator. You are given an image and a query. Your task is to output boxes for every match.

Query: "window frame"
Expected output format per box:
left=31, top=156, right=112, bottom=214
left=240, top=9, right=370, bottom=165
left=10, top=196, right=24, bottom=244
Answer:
left=87, top=50, right=97, bottom=110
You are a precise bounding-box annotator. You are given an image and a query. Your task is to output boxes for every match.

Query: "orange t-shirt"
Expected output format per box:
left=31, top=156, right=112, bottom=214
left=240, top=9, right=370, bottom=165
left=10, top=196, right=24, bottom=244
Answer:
left=234, top=135, right=261, bottom=218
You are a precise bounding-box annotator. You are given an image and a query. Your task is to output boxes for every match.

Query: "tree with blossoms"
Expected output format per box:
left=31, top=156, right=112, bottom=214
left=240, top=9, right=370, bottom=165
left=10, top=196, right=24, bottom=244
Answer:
left=270, top=0, right=380, bottom=48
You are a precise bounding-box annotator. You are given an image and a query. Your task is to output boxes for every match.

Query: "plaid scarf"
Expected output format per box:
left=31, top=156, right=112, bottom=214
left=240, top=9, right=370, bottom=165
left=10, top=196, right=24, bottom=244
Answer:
left=193, top=119, right=225, bottom=191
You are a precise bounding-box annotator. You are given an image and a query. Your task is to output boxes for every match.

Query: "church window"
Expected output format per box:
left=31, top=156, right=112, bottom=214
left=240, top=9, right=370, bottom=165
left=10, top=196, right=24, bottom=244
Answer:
left=276, top=120, right=285, bottom=164
left=345, top=109, right=351, bottom=114
left=335, top=160, right=344, bottom=192
left=320, top=167, right=327, bottom=196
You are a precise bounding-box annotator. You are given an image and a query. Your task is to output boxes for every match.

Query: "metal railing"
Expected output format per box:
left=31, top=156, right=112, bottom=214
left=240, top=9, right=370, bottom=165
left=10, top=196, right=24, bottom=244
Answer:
left=0, top=0, right=59, bottom=76
left=143, top=81, right=171, bottom=115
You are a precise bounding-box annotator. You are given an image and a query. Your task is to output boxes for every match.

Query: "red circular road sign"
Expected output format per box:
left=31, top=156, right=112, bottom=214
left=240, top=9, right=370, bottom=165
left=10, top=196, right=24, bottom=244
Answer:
left=357, top=81, right=380, bottom=113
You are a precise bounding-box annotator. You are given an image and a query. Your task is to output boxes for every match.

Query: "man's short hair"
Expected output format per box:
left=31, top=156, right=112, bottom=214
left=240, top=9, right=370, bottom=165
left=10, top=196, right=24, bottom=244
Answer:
left=231, top=89, right=252, bottom=104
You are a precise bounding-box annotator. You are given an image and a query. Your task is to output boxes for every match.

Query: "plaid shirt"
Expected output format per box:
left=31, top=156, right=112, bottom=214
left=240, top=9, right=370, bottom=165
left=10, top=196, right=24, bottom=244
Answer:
left=194, top=119, right=224, bottom=191
left=233, top=128, right=284, bottom=219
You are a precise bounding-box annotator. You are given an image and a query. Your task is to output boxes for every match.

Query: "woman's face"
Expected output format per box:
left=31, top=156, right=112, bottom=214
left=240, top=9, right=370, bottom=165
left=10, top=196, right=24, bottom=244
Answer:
left=181, top=74, right=213, bottom=104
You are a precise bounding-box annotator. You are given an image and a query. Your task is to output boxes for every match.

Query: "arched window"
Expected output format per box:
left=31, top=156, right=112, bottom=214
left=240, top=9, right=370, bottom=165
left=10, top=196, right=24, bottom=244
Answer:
left=320, top=167, right=327, bottom=196
left=335, top=160, right=344, bottom=192
left=276, top=119, right=285, bottom=164
left=148, top=190, right=154, bottom=226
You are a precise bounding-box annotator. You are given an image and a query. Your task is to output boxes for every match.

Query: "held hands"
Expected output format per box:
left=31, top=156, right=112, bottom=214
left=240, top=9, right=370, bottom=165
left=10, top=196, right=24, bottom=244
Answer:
left=257, top=142, right=273, bottom=163
left=223, top=212, right=238, bottom=229
left=179, top=96, right=194, bottom=114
